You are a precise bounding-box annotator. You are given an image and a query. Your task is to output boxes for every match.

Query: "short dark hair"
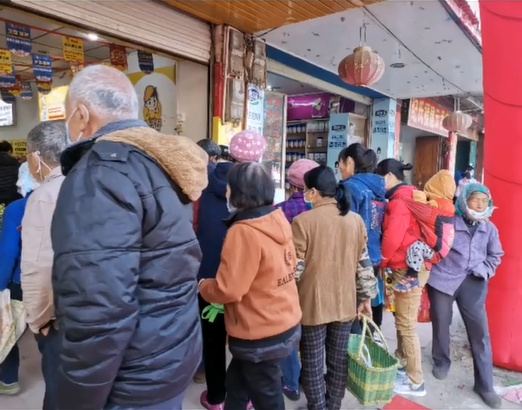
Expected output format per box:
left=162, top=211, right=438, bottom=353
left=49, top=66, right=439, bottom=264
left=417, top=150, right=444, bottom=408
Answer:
left=0, top=140, right=13, bottom=153
left=228, top=162, right=275, bottom=210
left=219, top=145, right=236, bottom=162
left=197, top=139, right=221, bottom=158
left=304, top=165, right=350, bottom=216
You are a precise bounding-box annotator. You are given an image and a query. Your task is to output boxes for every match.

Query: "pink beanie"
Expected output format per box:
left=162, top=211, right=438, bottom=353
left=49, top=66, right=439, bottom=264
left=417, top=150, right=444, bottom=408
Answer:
left=288, top=159, right=320, bottom=189
left=229, top=130, right=267, bottom=163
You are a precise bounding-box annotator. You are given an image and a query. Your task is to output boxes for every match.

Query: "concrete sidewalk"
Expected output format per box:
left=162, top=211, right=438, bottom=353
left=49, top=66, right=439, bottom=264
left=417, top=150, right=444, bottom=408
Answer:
left=2, top=310, right=521, bottom=409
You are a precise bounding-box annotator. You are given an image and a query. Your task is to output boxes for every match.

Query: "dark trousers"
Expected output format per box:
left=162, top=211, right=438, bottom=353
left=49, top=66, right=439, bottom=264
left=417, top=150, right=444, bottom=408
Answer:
left=225, top=356, right=285, bottom=410
left=300, top=321, right=352, bottom=410
left=35, top=325, right=60, bottom=410
left=0, top=282, right=22, bottom=385
left=105, top=392, right=184, bottom=410
left=199, top=295, right=227, bottom=404
left=428, top=275, right=494, bottom=393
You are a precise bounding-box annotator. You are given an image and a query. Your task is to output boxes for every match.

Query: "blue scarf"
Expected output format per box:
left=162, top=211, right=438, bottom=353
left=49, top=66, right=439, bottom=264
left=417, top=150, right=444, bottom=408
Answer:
left=456, top=183, right=495, bottom=223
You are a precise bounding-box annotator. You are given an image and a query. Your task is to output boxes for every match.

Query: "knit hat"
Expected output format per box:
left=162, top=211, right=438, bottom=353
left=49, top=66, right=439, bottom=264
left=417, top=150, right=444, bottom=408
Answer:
left=456, top=183, right=495, bottom=223
left=229, top=130, right=267, bottom=163
left=288, top=159, right=319, bottom=189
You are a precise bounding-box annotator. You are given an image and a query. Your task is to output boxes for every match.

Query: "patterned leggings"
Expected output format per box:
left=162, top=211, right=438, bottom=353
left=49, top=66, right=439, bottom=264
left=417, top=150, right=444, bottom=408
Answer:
left=406, top=240, right=435, bottom=275
left=300, top=321, right=352, bottom=410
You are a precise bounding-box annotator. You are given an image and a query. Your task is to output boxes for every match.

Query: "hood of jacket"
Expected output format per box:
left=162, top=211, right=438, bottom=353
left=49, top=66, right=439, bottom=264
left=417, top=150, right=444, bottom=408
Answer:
left=424, top=169, right=456, bottom=201
left=0, top=152, right=19, bottom=167
left=207, top=162, right=234, bottom=200
left=228, top=206, right=291, bottom=245
left=98, top=127, right=208, bottom=201
left=348, top=173, right=386, bottom=200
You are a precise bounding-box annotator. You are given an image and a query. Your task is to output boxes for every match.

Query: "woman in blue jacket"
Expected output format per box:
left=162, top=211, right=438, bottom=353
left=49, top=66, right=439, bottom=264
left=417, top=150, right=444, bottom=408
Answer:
left=0, top=162, right=39, bottom=395
left=338, top=144, right=386, bottom=331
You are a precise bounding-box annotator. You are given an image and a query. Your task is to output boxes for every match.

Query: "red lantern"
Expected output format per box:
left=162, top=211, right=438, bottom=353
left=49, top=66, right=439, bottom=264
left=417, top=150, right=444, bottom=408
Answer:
left=442, top=111, right=473, bottom=132
left=338, top=46, right=385, bottom=87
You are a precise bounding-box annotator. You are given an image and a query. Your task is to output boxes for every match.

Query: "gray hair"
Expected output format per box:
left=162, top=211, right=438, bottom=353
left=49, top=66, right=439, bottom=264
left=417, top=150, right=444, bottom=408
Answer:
left=67, top=64, right=139, bottom=121
left=27, top=122, right=68, bottom=165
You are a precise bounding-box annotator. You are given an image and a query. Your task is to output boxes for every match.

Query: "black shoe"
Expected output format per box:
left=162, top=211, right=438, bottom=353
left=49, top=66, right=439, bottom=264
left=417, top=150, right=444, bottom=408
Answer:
left=432, top=366, right=449, bottom=380
left=475, top=390, right=502, bottom=409
left=282, top=385, right=300, bottom=401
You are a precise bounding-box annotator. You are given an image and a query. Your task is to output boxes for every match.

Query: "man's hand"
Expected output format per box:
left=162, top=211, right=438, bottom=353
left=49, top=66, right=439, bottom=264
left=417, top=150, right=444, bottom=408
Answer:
left=357, top=299, right=372, bottom=319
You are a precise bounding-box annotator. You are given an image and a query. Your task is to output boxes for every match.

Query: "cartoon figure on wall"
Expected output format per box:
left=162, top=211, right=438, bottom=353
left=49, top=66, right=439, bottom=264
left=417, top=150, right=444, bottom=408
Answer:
left=143, top=85, right=162, bottom=131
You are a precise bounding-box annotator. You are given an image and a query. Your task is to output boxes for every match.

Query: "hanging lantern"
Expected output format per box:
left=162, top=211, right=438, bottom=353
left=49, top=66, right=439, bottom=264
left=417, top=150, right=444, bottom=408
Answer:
left=338, top=46, right=385, bottom=87
left=442, top=111, right=473, bottom=132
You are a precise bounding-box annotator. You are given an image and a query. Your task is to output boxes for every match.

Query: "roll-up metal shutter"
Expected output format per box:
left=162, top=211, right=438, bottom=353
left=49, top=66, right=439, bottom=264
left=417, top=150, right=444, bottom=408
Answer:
left=11, top=0, right=211, bottom=63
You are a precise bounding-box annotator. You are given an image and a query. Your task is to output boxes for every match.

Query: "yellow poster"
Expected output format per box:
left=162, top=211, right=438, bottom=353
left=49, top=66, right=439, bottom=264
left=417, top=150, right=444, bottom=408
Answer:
left=62, top=37, right=84, bottom=63
left=39, top=85, right=69, bottom=121
left=9, top=140, right=27, bottom=158
left=0, top=49, right=12, bottom=74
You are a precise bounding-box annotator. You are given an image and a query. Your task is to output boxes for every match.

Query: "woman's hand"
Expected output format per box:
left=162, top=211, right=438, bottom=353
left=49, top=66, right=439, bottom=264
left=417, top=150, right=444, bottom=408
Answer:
left=357, top=299, right=372, bottom=318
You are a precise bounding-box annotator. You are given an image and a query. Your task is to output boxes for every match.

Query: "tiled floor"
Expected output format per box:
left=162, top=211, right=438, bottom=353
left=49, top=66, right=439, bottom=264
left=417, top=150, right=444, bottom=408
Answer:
left=2, top=311, right=517, bottom=409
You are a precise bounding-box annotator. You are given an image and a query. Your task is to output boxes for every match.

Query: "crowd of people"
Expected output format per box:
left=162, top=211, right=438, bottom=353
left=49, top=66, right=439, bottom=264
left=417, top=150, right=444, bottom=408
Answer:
left=0, top=64, right=503, bottom=410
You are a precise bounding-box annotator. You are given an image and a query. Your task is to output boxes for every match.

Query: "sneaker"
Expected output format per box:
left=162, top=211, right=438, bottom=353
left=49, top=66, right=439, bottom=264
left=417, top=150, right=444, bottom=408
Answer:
left=193, top=371, right=206, bottom=384
left=475, top=390, right=502, bottom=409
left=0, top=381, right=20, bottom=395
left=394, top=378, right=427, bottom=397
left=200, top=391, right=224, bottom=410
left=394, top=276, right=420, bottom=293
left=396, top=367, right=408, bottom=383
left=282, top=385, right=301, bottom=401
left=432, top=366, right=449, bottom=380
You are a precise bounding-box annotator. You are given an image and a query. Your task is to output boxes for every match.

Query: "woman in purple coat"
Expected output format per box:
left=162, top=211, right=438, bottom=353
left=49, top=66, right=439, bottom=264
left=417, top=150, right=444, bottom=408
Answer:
left=428, top=183, right=503, bottom=409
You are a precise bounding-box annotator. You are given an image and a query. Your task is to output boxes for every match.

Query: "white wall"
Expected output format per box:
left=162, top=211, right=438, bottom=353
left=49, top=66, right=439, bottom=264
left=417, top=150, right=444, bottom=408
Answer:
left=177, top=59, right=209, bottom=141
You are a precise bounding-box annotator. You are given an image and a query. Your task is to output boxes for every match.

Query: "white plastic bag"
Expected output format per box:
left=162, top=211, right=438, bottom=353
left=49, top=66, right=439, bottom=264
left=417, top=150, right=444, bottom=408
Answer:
left=0, top=289, right=26, bottom=364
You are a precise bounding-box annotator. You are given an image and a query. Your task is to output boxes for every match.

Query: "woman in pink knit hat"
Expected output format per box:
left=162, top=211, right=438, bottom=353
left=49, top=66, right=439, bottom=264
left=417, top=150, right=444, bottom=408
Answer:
left=229, top=131, right=267, bottom=163
left=274, top=158, right=319, bottom=401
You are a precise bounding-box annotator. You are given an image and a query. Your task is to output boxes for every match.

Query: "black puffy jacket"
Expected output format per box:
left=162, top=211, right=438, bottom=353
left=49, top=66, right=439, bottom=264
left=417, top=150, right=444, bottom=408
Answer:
left=0, top=152, right=21, bottom=206
left=51, top=121, right=209, bottom=409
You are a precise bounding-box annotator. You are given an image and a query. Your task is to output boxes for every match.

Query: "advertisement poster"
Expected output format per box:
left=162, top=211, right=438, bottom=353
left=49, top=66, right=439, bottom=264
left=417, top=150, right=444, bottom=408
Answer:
left=0, top=49, right=13, bottom=74
left=127, top=62, right=176, bottom=133
left=0, top=100, right=14, bottom=127
left=6, top=23, right=32, bottom=57
left=9, top=140, right=27, bottom=157
left=327, top=113, right=349, bottom=174
left=287, top=93, right=330, bottom=121
left=39, top=85, right=68, bottom=121
left=32, top=54, right=53, bottom=81
left=138, top=51, right=154, bottom=74
left=62, top=36, right=84, bottom=63
left=371, top=98, right=396, bottom=159
left=246, top=85, right=264, bottom=135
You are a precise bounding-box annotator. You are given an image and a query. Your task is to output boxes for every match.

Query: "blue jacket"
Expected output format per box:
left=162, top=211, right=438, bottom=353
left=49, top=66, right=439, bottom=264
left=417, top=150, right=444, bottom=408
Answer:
left=343, top=174, right=386, bottom=307
left=0, top=195, right=29, bottom=290
left=197, top=162, right=234, bottom=280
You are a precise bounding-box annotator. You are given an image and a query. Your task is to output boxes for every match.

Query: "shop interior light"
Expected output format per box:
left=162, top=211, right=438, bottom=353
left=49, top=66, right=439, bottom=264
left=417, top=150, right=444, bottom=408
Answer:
left=86, top=33, right=99, bottom=41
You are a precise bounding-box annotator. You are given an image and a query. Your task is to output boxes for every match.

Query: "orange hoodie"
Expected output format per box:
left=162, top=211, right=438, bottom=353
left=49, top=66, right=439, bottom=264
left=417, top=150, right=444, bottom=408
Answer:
left=413, top=170, right=456, bottom=214
left=199, top=207, right=302, bottom=340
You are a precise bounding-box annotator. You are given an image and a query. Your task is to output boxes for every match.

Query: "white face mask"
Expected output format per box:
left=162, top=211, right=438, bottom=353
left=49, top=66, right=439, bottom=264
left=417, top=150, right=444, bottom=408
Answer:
left=31, top=151, right=52, bottom=181
left=65, top=107, right=83, bottom=144
left=16, top=162, right=40, bottom=197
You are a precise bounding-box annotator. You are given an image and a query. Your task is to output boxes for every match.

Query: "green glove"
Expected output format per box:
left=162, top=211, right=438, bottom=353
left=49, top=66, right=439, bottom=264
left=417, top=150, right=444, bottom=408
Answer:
left=201, top=304, right=224, bottom=323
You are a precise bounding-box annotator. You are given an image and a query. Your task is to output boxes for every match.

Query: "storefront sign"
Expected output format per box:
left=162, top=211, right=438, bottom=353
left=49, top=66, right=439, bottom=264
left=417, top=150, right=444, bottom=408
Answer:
left=0, top=99, right=14, bottom=127
left=246, top=85, right=264, bottom=135
left=407, top=98, right=450, bottom=137
left=39, top=85, right=68, bottom=121
left=138, top=51, right=154, bottom=74
left=0, top=49, right=13, bottom=74
left=371, top=98, right=396, bottom=159
left=62, top=36, right=84, bottom=63
left=32, top=54, right=53, bottom=82
left=6, top=23, right=32, bottom=57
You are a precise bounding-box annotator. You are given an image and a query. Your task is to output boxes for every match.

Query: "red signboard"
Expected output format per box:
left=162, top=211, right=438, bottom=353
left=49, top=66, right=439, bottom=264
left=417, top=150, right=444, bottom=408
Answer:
left=407, top=98, right=450, bottom=137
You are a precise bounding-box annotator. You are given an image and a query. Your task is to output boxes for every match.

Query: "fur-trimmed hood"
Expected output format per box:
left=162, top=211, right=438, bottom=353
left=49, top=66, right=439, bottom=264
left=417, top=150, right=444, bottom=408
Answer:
left=98, top=127, right=208, bottom=201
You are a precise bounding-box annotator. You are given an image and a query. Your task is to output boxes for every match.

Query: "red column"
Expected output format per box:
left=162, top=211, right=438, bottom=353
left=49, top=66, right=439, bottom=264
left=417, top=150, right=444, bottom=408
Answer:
left=443, top=131, right=457, bottom=173
left=480, top=0, right=522, bottom=372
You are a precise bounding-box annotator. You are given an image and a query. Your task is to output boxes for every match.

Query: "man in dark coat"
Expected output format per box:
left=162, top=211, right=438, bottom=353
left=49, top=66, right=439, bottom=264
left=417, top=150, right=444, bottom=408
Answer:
left=0, top=141, right=21, bottom=207
left=50, top=64, right=208, bottom=410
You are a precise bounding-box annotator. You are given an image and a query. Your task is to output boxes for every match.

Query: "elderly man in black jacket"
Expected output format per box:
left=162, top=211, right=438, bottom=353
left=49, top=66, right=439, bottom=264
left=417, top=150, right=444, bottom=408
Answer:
left=51, top=64, right=208, bottom=410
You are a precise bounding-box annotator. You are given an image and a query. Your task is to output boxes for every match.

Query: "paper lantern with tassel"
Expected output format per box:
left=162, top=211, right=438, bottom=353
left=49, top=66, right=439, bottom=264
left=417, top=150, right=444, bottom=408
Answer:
left=442, top=111, right=473, bottom=132
left=338, top=46, right=385, bottom=87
